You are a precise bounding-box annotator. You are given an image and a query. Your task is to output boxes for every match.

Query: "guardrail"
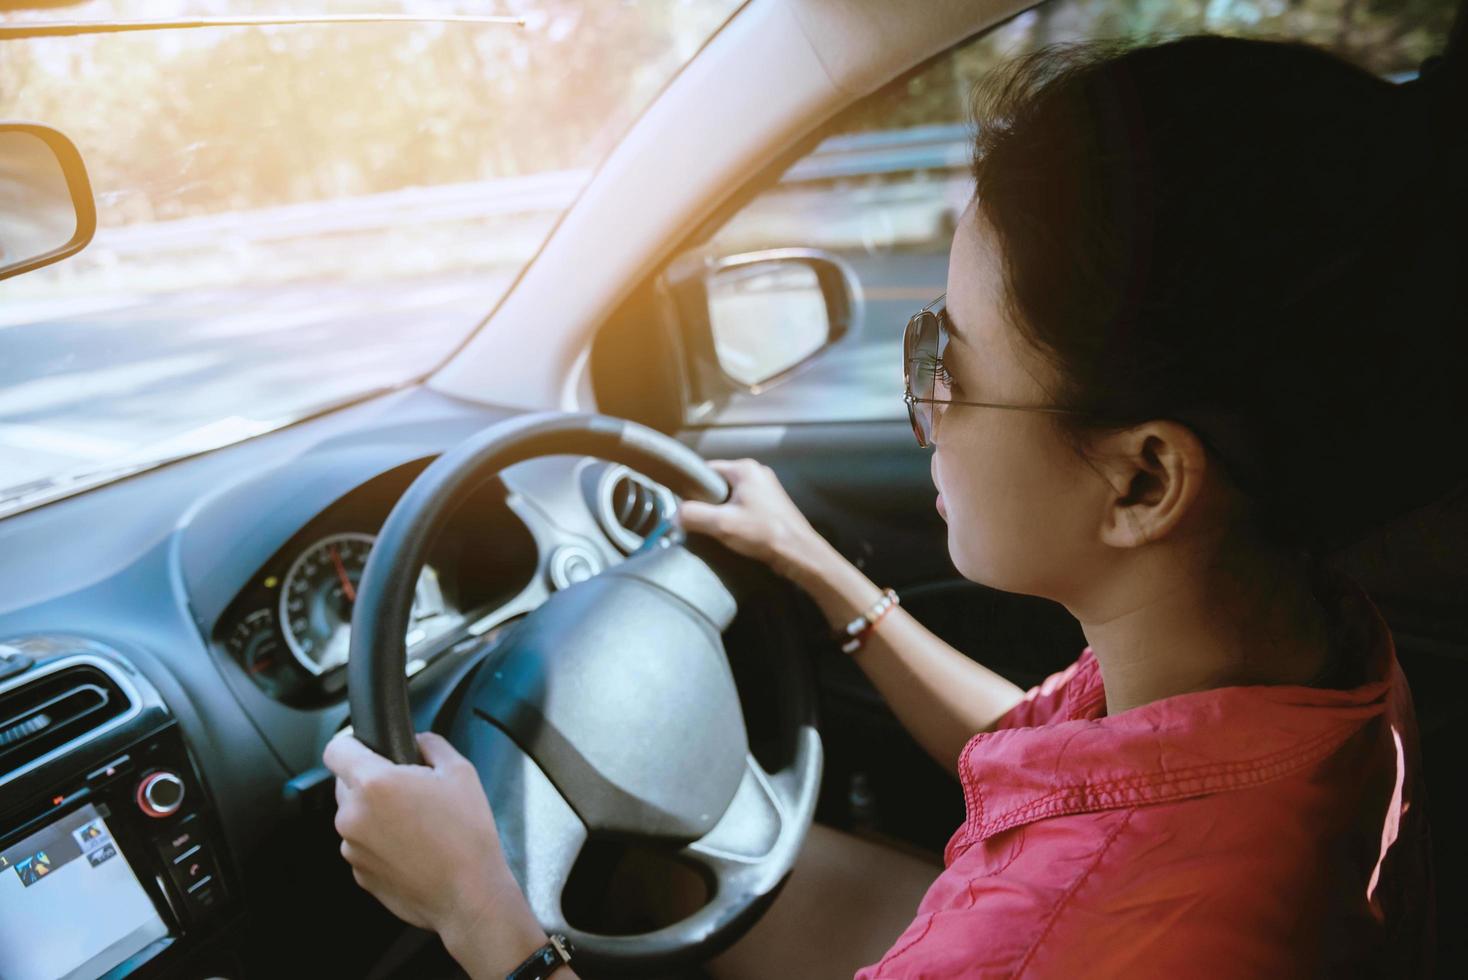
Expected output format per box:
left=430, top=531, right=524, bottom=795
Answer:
left=90, top=124, right=973, bottom=257
left=783, top=123, right=972, bottom=182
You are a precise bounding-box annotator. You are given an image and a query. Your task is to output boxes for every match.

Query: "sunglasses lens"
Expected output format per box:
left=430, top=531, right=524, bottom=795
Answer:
left=904, top=309, right=941, bottom=446
left=911, top=398, right=933, bottom=448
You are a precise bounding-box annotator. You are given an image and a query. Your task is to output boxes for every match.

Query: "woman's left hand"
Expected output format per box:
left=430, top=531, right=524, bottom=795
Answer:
left=323, top=730, right=549, bottom=973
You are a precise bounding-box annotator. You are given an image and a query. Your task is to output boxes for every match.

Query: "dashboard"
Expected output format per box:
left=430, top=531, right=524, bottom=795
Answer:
left=0, top=386, right=680, bottom=978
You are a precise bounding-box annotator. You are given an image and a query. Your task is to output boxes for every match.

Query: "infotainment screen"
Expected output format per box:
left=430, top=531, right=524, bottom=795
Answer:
left=0, top=802, right=171, bottom=980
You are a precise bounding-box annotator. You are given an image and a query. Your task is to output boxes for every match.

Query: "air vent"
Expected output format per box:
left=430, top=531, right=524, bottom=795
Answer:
left=0, top=663, right=131, bottom=778
left=596, top=465, right=676, bottom=553
left=612, top=475, right=665, bottom=538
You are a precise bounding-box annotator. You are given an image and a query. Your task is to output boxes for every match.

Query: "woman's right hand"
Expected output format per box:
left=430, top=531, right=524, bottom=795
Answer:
left=676, top=458, right=829, bottom=583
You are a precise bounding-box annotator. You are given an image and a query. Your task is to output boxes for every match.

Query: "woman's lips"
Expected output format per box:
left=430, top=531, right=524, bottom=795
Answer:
left=936, top=492, right=947, bottom=520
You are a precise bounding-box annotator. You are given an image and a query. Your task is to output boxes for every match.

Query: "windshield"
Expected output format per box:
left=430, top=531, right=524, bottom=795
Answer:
left=0, top=0, right=738, bottom=515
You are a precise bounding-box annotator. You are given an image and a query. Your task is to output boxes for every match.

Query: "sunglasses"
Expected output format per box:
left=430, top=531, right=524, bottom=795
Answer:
left=902, top=294, right=1083, bottom=448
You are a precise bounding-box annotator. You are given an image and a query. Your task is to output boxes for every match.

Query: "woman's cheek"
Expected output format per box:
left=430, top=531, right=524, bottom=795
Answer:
left=937, top=444, right=1009, bottom=585
left=940, top=432, right=1062, bottom=594
left=947, top=489, right=1023, bottom=587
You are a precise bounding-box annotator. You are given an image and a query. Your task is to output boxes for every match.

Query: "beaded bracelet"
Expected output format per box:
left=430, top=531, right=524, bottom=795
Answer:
left=835, top=587, right=901, bottom=654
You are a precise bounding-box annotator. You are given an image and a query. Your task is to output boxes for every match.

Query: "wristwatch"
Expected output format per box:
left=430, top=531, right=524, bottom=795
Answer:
left=505, top=933, right=574, bottom=980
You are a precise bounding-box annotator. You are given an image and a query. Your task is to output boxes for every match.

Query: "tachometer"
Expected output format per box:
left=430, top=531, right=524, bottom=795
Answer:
left=227, top=608, right=286, bottom=696
left=278, top=532, right=447, bottom=676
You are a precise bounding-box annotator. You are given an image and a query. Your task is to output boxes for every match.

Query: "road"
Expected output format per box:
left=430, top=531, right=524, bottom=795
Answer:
left=0, top=250, right=947, bottom=499
left=0, top=275, right=505, bottom=493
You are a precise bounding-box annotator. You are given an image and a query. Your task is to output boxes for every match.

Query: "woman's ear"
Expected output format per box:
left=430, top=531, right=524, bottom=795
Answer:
left=1088, top=421, right=1210, bottom=549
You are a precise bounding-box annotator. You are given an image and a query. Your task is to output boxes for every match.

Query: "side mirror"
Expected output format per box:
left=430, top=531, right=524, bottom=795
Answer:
left=675, top=248, right=863, bottom=394
left=0, top=122, right=96, bottom=283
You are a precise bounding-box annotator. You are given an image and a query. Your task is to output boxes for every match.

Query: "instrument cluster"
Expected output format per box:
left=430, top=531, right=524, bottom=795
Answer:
left=211, top=462, right=538, bottom=706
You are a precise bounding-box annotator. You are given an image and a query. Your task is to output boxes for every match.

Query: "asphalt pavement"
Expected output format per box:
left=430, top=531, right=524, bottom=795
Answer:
left=0, top=250, right=947, bottom=498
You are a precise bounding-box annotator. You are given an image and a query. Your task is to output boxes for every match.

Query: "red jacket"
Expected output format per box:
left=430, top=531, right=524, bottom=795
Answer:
left=857, top=587, right=1432, bottom=978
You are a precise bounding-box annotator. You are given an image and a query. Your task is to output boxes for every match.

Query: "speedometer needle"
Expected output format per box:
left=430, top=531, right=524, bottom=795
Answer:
left=330, top=545, right=357, bottom=603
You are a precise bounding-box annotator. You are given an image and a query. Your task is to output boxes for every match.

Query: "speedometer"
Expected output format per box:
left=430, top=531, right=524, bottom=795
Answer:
left=278, top=532, right=448, bottom=676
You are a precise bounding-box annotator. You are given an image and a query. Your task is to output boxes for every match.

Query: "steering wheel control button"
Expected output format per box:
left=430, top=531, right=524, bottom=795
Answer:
left=136, top=770, right=186, bottom=818
left=548, top=544, right=602, bottom=590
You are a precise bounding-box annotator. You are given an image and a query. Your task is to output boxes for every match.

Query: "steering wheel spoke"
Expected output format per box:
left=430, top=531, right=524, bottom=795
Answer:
left=448, top=713, right=585, bottom=935
left=683, top=754, right=786, bottom=874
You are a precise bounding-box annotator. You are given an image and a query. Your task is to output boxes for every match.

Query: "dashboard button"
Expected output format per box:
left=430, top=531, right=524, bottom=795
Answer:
left=137, top=771, right=186, bottom=818
left=154, top=813, right=201, bottom=863
left=182, top=881, right=223, bottom=921
left=549, top=545, right=602, bottom=590
left=86, top=754, right=133, bottom=786
left=167, top=848, right=216, bottom=893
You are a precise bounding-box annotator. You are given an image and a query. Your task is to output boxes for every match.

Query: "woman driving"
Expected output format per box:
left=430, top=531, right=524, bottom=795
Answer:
left=324, top=34, right=1462, bottom=978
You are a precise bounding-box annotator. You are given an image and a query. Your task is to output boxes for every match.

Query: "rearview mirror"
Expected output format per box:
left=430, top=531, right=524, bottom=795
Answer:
left=0, top=122, right=96, bottom=283
left=699, top=249, right=862, bottom=391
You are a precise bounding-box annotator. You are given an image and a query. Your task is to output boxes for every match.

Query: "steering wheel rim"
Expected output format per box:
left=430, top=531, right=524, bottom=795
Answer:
left=347, top=412, right=823, bottom=972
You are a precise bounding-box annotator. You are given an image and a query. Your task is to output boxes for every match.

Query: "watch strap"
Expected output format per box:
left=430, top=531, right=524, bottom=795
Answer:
left=505, top=933, right=574, bottom=980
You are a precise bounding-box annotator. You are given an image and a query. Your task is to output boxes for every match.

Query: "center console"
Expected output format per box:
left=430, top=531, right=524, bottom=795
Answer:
left=0, top=636, right=238, bottom=980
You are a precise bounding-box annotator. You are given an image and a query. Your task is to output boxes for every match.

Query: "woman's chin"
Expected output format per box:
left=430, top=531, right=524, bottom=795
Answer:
left=946, top=530, right=976, bottom=581
left=947, top=535, right=1009, bottom=591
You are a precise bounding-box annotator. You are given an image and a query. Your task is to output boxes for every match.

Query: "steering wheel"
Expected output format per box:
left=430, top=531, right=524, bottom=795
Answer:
left=346, top=412, right=822, bottom=974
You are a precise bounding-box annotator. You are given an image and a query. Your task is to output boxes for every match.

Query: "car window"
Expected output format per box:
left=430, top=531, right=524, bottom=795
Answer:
left=0, top=0, right=740, bottom=516
left=680, top=0, right=1456, bottom=428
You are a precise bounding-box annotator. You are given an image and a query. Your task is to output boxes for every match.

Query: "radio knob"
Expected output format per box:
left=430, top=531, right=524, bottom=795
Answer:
left=136, top=771, right=186, bottom=818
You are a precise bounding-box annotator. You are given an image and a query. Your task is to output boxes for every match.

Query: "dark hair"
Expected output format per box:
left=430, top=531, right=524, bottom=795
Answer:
left=970, top=35, right=1467, bottom=553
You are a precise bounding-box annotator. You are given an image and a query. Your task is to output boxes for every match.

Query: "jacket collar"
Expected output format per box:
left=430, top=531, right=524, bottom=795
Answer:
left=951, top=584, right=1395, bottom=849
